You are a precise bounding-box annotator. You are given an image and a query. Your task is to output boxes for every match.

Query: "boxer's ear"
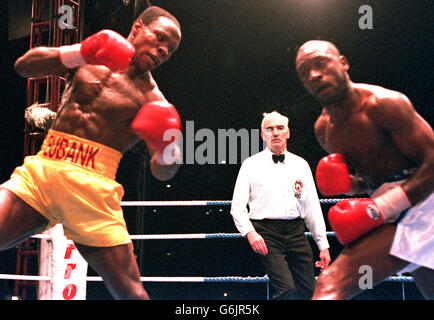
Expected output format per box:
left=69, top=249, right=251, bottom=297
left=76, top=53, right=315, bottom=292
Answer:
left=339, top=55, right=349, bottom=71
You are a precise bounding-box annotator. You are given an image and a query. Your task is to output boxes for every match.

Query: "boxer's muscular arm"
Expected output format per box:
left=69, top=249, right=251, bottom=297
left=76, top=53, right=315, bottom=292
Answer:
left=324, top=93, right=433, bottom=245
left=15, top=30, right=135, bottom=79
left=15, top=47, right=69, bottom=79
left=370, top=93, right=434, bottom=204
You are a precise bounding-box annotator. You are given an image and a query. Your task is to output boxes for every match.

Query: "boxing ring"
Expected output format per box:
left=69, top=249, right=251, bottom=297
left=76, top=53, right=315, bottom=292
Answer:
left=0, top=198, right=415, bottom=300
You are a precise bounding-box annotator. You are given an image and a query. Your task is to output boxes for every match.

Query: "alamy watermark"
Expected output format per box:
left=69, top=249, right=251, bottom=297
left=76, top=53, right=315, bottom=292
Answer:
left=358, top=265, right=374, bottom=290
left=162, top=121, right=267, bottom=165
left=59, top=4, right=375, bottom=31
left=58, top=5, right=75, bottom=30
left=56, top=4, right=374, bottom=166
left=359, top=5, right=373, bottom=30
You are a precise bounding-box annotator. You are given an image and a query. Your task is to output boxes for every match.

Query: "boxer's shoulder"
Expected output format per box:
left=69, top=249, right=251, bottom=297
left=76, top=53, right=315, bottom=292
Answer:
left=355, top=83, right=409, bottom=110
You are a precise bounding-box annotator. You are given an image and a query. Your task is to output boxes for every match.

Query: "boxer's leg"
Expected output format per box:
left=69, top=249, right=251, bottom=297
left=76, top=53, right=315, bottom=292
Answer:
left=75, top=242, right=149, bottom=300
left=312, top=224, right=409, bottom=300
left=0, top=188, right=49, bottom=250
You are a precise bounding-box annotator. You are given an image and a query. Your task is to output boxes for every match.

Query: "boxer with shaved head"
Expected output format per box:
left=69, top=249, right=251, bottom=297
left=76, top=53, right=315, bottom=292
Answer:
left=296, top=40, right=434, bottom=299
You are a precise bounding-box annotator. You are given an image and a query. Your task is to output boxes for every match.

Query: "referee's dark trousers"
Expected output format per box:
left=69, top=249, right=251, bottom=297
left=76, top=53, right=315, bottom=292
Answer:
left=251, top=218, right=315, bottom=300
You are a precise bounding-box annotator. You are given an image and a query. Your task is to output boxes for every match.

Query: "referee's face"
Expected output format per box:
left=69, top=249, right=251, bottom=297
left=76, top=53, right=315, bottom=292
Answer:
left=261, top=118, right=290, bottom=154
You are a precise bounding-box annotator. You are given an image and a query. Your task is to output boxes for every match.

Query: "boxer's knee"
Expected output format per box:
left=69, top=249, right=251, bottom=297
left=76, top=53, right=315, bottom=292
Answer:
left=312, top=267, right=348, bottom=300
left=0, top=188, right=48, bottom=251
left=109, top=281, right=150, bottom=300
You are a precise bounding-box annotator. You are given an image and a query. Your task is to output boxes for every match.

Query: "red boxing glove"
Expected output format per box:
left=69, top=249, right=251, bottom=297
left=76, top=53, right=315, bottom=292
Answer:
left=58, top=30, right=135, bottom=70
left=328, top=198, right=384, bottom=245
left=316, top=153, right=351, bottom=196
left=131, top=101, right=182, bottom=163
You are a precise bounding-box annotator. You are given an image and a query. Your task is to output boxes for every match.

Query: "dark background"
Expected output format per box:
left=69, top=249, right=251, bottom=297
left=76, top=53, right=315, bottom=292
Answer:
left=0, top=0, right=432, bottom=300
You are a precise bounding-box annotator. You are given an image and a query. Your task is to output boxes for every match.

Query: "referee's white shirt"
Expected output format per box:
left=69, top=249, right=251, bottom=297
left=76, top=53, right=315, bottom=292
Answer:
left=230, top=147, right=330, bottom=251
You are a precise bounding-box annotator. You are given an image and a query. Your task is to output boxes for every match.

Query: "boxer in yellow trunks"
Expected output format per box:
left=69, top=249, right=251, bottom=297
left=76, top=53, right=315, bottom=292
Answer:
left=2, top=130, right=129, bottom=247
left=0, top=6, right=182, bottom=300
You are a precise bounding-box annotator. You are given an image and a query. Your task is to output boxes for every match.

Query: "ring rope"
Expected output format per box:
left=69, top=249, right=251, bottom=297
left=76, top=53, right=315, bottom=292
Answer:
left=128, top=231, right=336, bottom=240
left=120, top=199, right=349, bottom=207
left=0, top=274, right=414, bottom=283
left=31, top=232, right=337, bottom=240
left=20, top=198, right=413, bottom=295
left=0, top=274, right=51, bottom=281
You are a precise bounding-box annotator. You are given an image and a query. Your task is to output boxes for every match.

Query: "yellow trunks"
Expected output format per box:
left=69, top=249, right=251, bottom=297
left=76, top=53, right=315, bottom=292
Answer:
left=1, top=129, right=131, bottom=247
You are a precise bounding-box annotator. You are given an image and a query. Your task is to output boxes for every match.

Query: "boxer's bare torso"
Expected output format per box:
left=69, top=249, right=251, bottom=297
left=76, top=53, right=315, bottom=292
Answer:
left=314, top=83, right=416, bottom=187
left=0, top=9, right=182, bottom=300
left=295, top=41, right=434, bottom=203
left=53, top=65, right=165, bottom=153
left=296, top=40, right=434, bottom=301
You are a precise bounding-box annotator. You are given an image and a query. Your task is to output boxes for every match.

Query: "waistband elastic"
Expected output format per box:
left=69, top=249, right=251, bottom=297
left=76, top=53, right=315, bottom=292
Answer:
left=38, top=129, right=122, bottom=179
left=373, top=168, right=418, bottom=190
left=250, top=218, right=301, bottom=223
left=384, top=168, right=417, bottom=183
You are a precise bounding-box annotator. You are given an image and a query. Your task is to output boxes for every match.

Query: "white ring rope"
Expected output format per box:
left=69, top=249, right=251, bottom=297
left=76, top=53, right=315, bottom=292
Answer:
left=0, top=274, right=51, bottom=281
left=11, top=199, right=412, bottom=288
left=119, top=199, right=348, bottom=207
left=127, top=232, right=337, bottom=240
left=0, top=274, right=414, bottom=283
left=32, top=232, right=336, bottom=240
left=31, top=232, right=337, bottom=240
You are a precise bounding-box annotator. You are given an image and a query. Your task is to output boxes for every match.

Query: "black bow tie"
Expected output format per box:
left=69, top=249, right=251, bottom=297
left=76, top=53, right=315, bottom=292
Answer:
left=272, top=154, right=285, bottom=163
